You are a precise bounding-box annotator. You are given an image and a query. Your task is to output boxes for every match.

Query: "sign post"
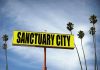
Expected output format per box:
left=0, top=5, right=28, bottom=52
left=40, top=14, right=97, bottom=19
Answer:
left=42, top=47, right=47, bottom=70
left=42, top=30, right=47, bottom=70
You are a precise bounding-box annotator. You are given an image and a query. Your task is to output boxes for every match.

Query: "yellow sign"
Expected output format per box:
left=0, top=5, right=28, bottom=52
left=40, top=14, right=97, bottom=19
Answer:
left=12, top=31, right=74, bottom=49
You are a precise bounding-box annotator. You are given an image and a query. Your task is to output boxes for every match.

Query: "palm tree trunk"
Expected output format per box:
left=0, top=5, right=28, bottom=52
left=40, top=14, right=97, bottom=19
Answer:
left=94, top=35, right=98, bottom=70
left=93, top=24, right=98, bottom=70
left=75, top=44, right=83, bottom=70
left=71, top=31, right=83, bottom=70
left=4, top=42, right=8, bottom=70
left=71, top=31, right=72, bottom=35
left=5, top=48, right=8, bottom=70
left=93, top=34, right=98, bottom=70
left=81, top=39, right=87, bottom=70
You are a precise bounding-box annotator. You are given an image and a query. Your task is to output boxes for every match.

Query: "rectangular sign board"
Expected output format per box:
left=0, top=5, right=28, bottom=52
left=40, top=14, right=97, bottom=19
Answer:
left=12, top=31, right=74, bottom=49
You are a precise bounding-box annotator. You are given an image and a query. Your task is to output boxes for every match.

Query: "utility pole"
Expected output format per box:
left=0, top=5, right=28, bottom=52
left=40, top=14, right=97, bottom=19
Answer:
left=42, top=30, right=47, bottom=70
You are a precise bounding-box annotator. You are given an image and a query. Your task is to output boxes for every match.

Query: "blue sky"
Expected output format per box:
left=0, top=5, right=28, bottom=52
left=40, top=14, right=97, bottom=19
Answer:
left=0, top=0, right=100, bottom=70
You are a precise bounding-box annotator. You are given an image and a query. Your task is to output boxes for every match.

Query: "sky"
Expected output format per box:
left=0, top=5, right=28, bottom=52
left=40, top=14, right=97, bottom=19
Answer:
left=0, top=0, right=100, bottom=70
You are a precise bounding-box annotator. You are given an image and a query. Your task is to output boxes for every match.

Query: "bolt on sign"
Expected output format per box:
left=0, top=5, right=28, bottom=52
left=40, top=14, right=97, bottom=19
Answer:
left=12, top=31, right=74, bottom=49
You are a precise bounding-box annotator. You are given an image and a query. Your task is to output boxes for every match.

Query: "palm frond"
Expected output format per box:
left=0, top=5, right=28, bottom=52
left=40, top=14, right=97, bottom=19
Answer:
left=89, top=14, right=97, bottom=24
left=89, top=27, right=96, bottom=35
left=66, top=22, right=74, bottom=31
left=2, top=34, right=8, bottom=42
left=77, top=30, right=85, bottom=39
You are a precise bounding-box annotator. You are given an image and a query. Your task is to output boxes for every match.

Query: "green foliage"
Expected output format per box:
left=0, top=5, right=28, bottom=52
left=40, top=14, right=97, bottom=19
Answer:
left=3, top=43, right=7, bottom=49
left=89, top=27, right=96, bottom=35
left=2, top=34, right=8, bottom=42
left=67, top=22, right=74, bottom=31
left=2, top=34, right=8, bottom=49
left=89, top=15, right=97, bottom=25
left=77, top=30, right=85, bottom=39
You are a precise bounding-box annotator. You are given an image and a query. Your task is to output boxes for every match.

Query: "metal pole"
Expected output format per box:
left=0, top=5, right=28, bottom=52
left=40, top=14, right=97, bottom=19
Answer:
left=42, top=30, right=47, bottom=70
left=42, top=47, right=47, bottom=70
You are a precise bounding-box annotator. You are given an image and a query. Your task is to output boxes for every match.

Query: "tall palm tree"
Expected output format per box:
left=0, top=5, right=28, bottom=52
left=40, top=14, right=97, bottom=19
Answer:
left=89, top=15, right=98, bottom=70
left=67, top=22, right=83, bottom=70
left=2, top=34, right=8, bottom=70
left=77, top=30, right=87, bottom=70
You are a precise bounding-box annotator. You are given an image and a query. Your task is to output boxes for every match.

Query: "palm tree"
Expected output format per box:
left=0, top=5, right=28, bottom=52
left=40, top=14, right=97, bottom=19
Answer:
left=89, top=15, right=97, bottom=26
left=67, top=22, right=83, bottom=70
left=2, top=34, right=8, bottom=70
left=67, top=22, right=74, bottom=34
left=89, top=27, right=95, bottom=35
left=77, top=30, right=87, bottom=70
left=89, top=15, right=98, bottom=70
